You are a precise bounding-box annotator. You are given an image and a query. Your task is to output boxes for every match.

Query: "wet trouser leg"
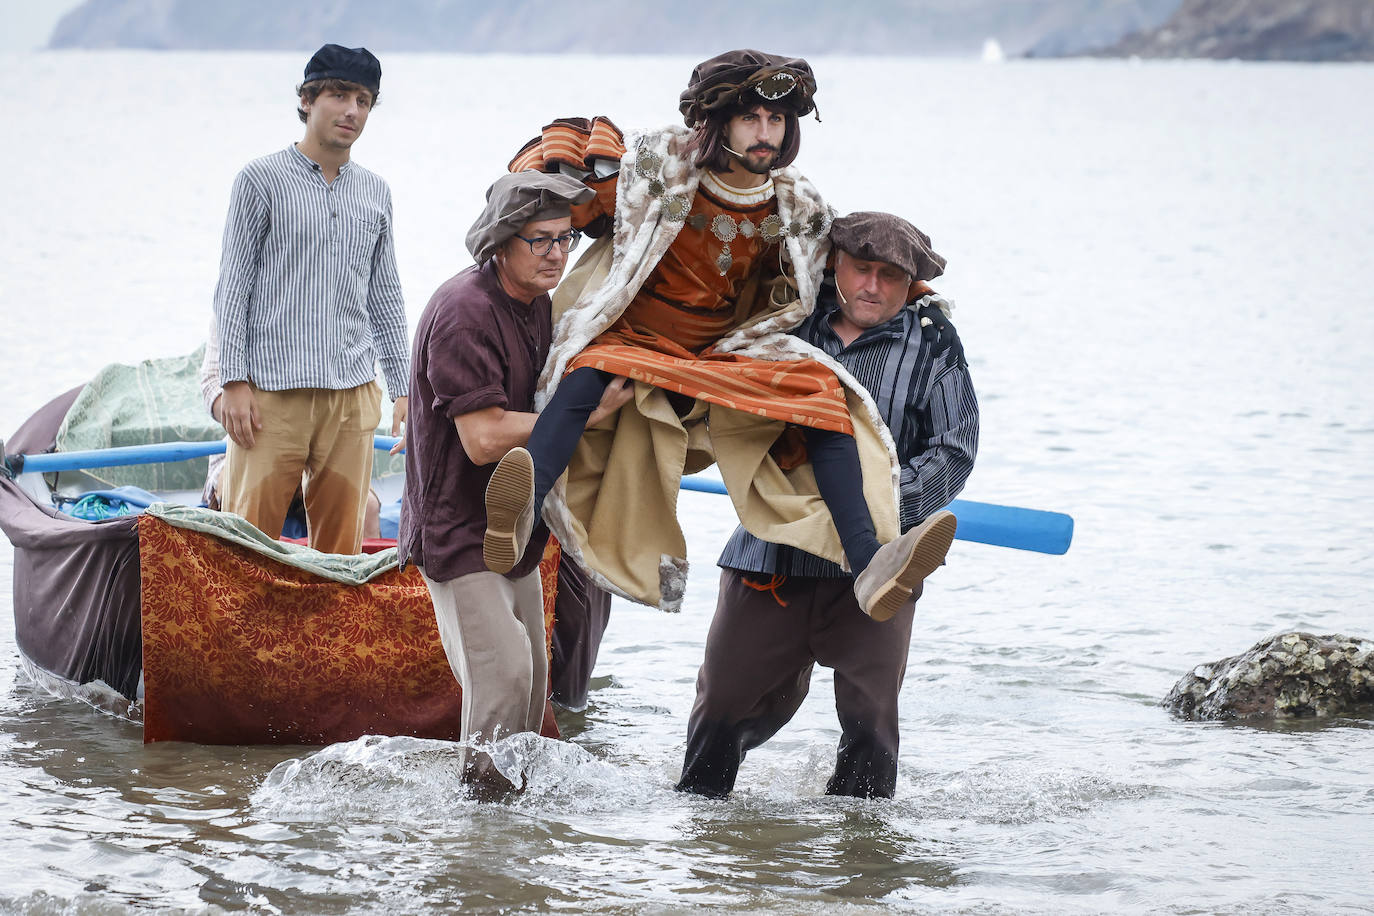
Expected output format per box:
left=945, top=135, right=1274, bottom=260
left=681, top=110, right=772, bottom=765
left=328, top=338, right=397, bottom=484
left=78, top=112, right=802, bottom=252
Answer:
left=803, top=427, right=881, bottom=574
left=222, top=382, right=380, bottom=555
left=524, top=367, right=612, bottom=515
left=677, top=572, right=919, bottom=799
left=815, top=579, right=919, bottom=798
left=221, top=386, right=311, bottom=543
left=677, top=570, right=816, bottom=798
left=419, top=566, right=547, bottom=791
left=301, top=381, right=382, bottom=555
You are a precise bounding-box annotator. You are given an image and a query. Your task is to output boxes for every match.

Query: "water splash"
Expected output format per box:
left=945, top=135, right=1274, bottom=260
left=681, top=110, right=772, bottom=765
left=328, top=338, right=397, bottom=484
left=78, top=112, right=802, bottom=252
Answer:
left=251, top=734, right=470, bottom=820
left=251, top=732, right=667, bottom=821
left=15, top=657, right=141, bottom=723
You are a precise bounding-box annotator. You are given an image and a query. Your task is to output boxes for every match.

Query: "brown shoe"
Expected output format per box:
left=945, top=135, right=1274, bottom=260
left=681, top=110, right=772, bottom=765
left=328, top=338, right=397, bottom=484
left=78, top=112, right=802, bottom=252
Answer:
left=852, top=510, right=957, bottom=622
left=483, top=447, right=535, bottom=574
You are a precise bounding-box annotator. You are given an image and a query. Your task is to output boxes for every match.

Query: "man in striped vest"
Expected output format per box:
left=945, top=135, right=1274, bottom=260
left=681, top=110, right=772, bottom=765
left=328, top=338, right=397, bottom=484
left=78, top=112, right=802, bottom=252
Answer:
left=212, top=44, right=409, bottom=555
left=676, top=212, right=979, bottom=799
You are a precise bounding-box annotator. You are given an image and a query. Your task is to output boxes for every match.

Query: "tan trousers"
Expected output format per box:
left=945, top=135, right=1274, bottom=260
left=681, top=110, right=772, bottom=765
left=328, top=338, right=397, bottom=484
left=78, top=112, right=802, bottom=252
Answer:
left=420, top=567, right=547, bottom=787
left=221, top=381, right=381, bottom=555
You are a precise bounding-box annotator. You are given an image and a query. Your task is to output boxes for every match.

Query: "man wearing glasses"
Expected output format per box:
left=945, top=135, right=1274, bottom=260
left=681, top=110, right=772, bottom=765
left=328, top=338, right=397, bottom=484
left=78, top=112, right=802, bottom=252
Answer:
left=397, top=171, right=630, bottom=799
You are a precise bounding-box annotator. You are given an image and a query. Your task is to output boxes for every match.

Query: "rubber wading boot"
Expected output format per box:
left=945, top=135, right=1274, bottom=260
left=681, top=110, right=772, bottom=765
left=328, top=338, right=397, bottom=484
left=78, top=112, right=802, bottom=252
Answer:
left=852, top=510, right=957, bottom=622
left=483, top=447, right=536, bottom=575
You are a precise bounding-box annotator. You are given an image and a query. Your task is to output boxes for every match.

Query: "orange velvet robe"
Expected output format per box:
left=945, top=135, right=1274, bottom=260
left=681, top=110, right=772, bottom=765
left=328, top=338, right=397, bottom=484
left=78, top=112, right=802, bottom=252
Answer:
left=566, top=173, right=853, bottom=435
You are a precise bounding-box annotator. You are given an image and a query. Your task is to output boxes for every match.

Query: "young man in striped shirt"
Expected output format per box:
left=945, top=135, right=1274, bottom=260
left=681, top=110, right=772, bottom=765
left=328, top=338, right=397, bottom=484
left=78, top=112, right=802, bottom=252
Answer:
left=677, top=212, right=979, bottom=799
left=212, top=44, right=409, bottom=555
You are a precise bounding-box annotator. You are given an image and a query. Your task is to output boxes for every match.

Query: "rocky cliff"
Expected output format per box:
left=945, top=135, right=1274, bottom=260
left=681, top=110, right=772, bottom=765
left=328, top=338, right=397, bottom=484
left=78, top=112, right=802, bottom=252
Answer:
left=1025, top=0, right=1180, bottom=57
left=45, top=0, right=1178, bottom=57
left=1102, top=0, right=1374, bottom=60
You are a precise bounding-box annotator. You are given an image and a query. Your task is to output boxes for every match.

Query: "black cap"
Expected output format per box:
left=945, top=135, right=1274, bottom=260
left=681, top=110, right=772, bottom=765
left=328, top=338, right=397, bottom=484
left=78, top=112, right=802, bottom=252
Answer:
left=302, top=44, right=381, bottom=94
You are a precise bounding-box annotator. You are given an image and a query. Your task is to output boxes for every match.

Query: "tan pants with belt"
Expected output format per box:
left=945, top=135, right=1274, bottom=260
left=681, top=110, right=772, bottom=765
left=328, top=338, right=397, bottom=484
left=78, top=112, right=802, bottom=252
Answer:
left=221, top=381, right=381, bottom=555
left=419, top=567, right=547, bottom=791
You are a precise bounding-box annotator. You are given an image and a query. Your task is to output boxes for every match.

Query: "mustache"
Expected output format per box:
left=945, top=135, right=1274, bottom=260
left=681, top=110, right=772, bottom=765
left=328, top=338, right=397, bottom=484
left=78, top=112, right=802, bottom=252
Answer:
left=747, top=143, right=779, bottom=154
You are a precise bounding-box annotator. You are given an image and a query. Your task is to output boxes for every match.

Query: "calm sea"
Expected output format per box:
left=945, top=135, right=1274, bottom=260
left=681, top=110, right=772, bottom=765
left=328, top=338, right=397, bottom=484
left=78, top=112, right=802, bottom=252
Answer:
left=1, top=51, right=1372, bottom=914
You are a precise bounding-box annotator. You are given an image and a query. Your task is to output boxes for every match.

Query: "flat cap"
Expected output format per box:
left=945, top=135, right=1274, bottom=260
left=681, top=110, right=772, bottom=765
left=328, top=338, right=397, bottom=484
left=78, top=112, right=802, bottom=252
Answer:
left=466, top=171, right=594, bottom=264
left=830, top=211, right=946, bottom=282
left=303, top=44, right=381, bottom=93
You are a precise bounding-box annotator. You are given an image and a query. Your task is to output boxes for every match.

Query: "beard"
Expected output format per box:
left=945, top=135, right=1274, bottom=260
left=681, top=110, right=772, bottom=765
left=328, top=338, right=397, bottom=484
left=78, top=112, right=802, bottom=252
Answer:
left=735, top=144, right=779, bottom=174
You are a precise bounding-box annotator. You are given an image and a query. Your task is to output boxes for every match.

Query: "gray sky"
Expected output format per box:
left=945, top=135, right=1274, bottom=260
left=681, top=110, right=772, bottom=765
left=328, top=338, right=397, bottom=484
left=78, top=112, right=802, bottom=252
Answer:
left=0, top=0, right=83, bottom=50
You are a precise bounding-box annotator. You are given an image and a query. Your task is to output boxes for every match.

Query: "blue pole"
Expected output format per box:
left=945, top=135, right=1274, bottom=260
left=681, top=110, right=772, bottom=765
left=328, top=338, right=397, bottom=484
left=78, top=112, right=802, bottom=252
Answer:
left=7, top=441, right=1074, bottom=555
left=12, top=440, right=230, bottom=473
left=680, top=475, right=1073, bottom=555
left=10, top=437, right=402, bottom=474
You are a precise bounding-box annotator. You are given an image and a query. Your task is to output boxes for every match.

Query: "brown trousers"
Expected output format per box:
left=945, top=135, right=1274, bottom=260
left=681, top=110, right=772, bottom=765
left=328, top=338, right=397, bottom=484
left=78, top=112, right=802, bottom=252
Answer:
left=677, top=569, right=918, bottom=799
left=221, top=381, right=381, bottom=555
left=420, top=567, right=547, bottom=790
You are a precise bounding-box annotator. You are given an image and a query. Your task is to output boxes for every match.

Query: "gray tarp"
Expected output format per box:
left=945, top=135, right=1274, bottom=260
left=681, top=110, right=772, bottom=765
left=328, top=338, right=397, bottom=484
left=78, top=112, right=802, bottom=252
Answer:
left=2, top=388, right=143, bottom=699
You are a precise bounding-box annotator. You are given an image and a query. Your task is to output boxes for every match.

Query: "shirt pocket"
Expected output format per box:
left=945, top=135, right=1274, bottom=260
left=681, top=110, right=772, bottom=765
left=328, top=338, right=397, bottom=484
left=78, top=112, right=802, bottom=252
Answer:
left=345, top=215, right=382, bottom=275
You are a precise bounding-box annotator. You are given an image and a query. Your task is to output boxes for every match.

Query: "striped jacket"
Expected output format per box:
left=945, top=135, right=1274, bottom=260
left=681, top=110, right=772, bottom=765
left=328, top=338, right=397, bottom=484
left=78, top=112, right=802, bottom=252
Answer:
left=719, top=281, right=979, bottom=578
left=213, top=145, right=409, bottom=398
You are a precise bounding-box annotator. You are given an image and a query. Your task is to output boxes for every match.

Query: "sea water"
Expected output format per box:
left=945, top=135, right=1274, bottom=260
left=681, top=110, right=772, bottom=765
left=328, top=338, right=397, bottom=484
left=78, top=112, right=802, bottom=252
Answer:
left=1, top=52, right=1372, bottom=914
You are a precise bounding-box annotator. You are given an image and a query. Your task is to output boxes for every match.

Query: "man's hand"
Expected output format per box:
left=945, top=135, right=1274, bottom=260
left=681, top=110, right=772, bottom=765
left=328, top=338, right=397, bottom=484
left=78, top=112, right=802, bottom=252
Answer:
left=587, top=376, right=633, bottom=427
left=918, top=303, right=962, bottom=361
left=387, top=397, right=409, bottom=455
left=219, top=381, right=262, bottom=449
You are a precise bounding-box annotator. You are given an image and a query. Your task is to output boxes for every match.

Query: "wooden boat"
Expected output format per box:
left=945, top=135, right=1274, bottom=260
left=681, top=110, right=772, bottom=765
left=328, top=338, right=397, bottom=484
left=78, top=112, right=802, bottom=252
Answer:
left=0, top=353, right=603, bottom=745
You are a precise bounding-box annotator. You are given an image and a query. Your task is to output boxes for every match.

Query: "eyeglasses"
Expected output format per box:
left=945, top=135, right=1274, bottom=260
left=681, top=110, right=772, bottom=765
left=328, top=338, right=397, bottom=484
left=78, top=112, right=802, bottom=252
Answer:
left=513, top=229, right=581, bottom=256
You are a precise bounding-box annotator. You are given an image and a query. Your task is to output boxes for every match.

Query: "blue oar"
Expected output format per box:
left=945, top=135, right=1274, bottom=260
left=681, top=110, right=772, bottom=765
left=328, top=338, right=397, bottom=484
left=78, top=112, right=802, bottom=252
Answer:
left=678, top=475, right=1072, bottom=555
left=6, top=439, right=1073, bottom=554
left=7, top=437, right=404, bottom=475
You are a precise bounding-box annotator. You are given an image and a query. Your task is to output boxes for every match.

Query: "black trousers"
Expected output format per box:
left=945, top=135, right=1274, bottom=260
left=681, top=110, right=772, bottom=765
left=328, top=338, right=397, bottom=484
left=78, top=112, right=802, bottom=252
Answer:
left=548, top=554, right=611, bottom=712
left=676, top=569, right=919, bottom=799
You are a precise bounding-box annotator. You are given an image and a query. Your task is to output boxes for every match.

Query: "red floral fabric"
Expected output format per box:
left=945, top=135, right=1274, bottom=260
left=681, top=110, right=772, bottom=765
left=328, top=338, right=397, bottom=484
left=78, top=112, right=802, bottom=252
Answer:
left=140, top=516, right=563, bottom=745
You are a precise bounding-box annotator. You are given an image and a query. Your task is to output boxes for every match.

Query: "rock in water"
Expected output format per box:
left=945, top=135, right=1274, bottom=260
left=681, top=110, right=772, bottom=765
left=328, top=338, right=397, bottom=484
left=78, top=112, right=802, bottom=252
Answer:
left=1162, top=632, right=1374, bottom=721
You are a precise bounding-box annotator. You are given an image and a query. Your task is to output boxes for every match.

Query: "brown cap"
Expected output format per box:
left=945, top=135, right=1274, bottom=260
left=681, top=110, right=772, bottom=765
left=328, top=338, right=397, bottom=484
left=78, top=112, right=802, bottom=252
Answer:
left=466, top=172, right=594, bottom=264
left=829, top=211, right=947, bottom=282
left=679, top=48, right=817, bottom=127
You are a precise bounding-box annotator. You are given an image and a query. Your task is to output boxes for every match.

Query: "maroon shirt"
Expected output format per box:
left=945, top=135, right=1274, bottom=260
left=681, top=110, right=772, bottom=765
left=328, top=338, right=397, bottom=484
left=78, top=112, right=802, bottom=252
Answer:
left=397, top=260, right=552, bottom=582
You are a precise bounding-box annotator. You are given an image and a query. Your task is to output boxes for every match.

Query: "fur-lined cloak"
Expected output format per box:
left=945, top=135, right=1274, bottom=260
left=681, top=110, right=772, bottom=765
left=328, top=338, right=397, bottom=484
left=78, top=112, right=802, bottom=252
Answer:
left=541, top=125, right=901, bottom=611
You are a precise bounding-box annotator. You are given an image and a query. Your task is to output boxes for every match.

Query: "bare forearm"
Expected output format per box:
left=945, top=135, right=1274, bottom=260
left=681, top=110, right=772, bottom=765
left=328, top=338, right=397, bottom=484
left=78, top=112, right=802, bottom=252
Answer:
left=454, top=409, right=538, bottom=465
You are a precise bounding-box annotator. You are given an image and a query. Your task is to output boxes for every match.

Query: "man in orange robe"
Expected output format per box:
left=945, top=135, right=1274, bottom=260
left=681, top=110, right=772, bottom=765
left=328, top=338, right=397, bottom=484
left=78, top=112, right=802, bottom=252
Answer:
left=484, top=50, right=956, bottom=619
